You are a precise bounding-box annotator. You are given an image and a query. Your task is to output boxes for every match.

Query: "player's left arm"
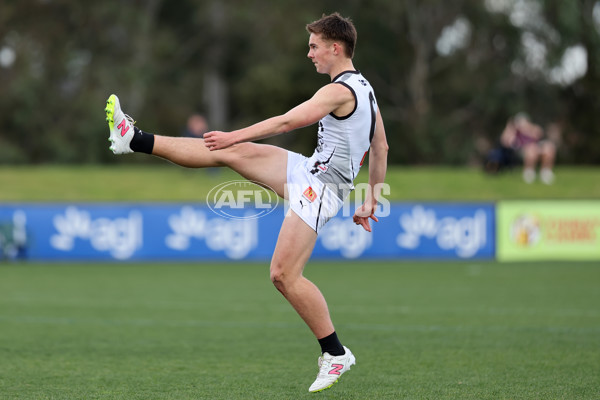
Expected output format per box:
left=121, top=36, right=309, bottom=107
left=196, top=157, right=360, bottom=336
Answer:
left=204, top=84, right=353, bottom=150
left=353, top=108, right=389, bottom=232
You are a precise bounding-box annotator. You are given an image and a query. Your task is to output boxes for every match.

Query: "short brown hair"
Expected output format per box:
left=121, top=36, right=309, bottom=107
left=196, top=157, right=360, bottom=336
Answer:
left=306, top=12, right=357, bottom=58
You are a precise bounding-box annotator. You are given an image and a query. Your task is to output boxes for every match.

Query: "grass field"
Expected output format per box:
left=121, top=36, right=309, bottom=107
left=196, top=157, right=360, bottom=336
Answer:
left=1, top=165, right=599, bottom=398
left=1, top=165, right=599, bottom=201
left=1, top=261, right=599, bottom=399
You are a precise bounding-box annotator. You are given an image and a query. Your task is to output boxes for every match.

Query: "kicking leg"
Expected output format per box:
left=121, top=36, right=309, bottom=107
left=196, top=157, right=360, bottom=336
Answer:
left=152, top=135, right=289, bottom=198
left=105, top=94, right=288, bottom=198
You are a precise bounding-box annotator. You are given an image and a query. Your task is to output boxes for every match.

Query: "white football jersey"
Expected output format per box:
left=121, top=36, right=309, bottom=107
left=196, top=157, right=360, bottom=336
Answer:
left=305, top=70, right=377, bottom=199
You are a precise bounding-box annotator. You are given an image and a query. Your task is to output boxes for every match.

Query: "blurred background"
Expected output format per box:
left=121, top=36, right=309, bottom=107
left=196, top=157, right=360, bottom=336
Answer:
left=1, top=0, right=599, bottom=166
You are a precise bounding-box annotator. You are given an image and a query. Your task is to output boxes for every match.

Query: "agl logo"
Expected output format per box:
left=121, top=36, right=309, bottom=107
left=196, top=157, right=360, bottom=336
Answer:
left=397, top=205, right=488, bottom=258
left=50, top=206, right=142, bottom=260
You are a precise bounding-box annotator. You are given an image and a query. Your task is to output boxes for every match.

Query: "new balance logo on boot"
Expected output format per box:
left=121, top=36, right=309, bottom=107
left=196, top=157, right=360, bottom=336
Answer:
left=308, top=346, right=356, bottom=392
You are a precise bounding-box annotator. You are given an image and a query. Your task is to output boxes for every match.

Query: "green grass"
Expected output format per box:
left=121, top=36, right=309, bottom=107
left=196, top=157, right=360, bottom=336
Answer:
left=1, top=165, right=598, bottom=398
left=1, top=165, right=599, bottom=201
left=1, top=261, right=599, bottom=399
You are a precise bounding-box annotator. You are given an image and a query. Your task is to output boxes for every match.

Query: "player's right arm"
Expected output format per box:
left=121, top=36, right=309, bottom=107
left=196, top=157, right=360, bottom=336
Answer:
left=203, top=83, right=354, bottom=150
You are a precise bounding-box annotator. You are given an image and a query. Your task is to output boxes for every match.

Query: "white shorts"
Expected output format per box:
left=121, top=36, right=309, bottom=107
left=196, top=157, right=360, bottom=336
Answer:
left=286, top=151, right=344, bottom=233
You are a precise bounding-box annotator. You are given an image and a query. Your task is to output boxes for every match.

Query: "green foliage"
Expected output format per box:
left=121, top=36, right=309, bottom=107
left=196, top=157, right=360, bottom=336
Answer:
left=1, top=1, right=599, bottom=164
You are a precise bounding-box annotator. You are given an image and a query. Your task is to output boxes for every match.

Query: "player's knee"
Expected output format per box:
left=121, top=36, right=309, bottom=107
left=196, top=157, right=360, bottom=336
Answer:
left=270, top=265, right=284, bottom=287
left=270, top=261, right=291, bottom=293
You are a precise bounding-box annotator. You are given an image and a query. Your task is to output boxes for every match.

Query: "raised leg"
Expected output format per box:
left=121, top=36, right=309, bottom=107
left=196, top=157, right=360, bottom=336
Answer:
left=152, top=135, right=289, bottom=198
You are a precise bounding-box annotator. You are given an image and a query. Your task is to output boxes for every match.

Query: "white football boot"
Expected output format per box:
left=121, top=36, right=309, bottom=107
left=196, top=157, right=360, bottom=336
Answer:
left=105, top=94, right=135, bottom=154
left=308, top=346, right=356, bottom=392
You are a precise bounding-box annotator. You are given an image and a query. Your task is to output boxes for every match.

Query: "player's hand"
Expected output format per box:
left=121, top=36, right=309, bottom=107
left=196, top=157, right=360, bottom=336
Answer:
left=353, top=201, right=379, bottom=232
left=203, top=131, right=235, bottom=151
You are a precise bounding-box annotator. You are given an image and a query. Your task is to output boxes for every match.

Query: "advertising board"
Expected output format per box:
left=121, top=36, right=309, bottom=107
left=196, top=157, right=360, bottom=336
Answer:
left=0, top=203, right=495, bottom=261
left=497, top=201, right=600, bottom=261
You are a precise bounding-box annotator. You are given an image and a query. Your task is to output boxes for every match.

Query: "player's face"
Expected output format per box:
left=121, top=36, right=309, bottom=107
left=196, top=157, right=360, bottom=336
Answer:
left=307, top=33, right=334, bottom=75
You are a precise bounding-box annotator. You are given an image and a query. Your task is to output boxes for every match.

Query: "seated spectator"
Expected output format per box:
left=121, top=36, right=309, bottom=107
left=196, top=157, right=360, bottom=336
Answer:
left=500, top=113, right=557, bottom=184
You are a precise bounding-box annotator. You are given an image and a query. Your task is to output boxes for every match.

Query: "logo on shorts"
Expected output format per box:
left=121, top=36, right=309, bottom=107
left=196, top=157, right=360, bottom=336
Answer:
left=302, top=186, right=317, bottom=203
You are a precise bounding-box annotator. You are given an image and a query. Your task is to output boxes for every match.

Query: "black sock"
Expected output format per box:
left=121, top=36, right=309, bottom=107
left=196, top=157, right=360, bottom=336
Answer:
left=130, top=127, right=155, bottom=154
left=318, top=331, right=345, bottom=356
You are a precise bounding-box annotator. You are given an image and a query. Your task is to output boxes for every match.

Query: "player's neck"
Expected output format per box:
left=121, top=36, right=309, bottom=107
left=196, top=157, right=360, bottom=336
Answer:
left=329, top=61, right=356, bottom=81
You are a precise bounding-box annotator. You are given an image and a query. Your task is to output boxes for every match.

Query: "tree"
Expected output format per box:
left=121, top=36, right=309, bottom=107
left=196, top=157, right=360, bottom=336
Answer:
left=0, top=0, right=598, bottom=165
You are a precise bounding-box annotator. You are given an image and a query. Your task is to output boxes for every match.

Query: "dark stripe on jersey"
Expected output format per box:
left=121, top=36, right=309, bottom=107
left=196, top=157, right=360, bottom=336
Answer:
left=330, top=82, right=357, bottom=120
left=368, top=91, right=376, bottom=143
left=310, top=148, right=336, bottom=175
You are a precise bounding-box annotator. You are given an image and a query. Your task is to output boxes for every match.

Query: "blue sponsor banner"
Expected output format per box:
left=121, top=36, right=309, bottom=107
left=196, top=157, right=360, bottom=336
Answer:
left=316, top=203, right=495, bottom=260
left=0, top=203, right=495, bottom=261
